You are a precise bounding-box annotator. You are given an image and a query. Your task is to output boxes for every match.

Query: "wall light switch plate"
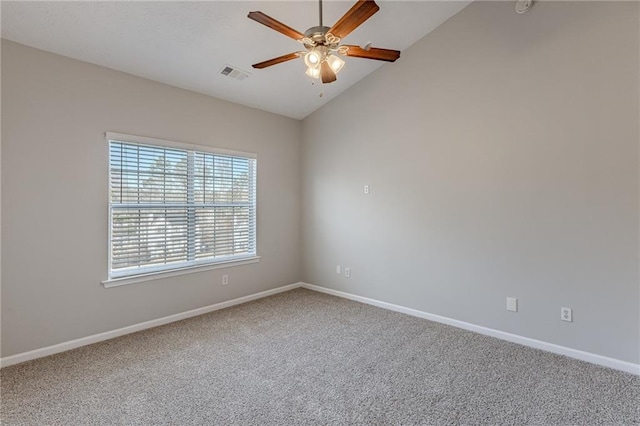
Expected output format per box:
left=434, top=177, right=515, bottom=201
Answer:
left=507, top=297, right=518, bottom=312
left=336, top=265, right=341, bottom=274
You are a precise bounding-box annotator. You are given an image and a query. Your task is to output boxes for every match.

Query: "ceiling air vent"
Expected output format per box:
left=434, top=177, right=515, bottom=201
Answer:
left=220, top=65, right=250, bottom=81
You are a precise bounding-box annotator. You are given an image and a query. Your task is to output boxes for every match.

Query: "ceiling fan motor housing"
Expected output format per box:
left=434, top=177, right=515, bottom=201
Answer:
left=303, top=25, right=341, bottom=50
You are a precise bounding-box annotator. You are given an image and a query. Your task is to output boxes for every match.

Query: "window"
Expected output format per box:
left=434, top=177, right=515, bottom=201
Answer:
left=107, top=133, right=257, bottom=281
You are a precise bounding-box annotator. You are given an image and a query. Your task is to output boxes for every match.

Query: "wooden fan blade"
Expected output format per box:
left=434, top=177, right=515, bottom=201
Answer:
left=328, top=0, right=380, bottom=40
left=320, top=61, right=337, bottom=84
left=248, top=11, right=305, bottom=41
left=342, top=45, right=400, bottom=62
left=252, top=52, right=300, bottom=69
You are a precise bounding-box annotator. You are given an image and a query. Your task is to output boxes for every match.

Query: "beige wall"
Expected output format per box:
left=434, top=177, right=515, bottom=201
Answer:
left=1, top=40, right=302, bottom=357
left=302, top=1, right=640, bottom=363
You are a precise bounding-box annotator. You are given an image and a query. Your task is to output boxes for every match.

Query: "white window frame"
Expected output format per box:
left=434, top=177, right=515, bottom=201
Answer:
left=102, top=132, right=259, bottom=288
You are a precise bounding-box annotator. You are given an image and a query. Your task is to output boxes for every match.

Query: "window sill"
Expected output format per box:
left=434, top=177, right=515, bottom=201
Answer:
left=102, top=256, right=261, bottom=288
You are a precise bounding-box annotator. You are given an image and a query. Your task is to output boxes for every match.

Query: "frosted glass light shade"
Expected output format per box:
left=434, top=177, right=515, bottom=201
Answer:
left=304, top=51, right=321, bottom=69
left=306, top=67, right=320, bottom=79
left=327, top=54, right=345, bottom=74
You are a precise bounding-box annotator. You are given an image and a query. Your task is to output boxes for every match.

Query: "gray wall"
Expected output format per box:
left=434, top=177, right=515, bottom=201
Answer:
left=2, top=1, right=639, bottom=366
left=302, top=1, right=640, bottom=363
left=1, top=40, right=302, bottom=357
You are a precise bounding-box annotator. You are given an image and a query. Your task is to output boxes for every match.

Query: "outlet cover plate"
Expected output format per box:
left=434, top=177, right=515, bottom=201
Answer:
left=561, top=307, right=572, bottom=322
left=507, top=297, right=518, bottom=312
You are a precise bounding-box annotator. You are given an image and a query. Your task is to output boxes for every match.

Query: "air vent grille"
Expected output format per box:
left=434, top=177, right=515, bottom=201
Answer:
left=220, top=65, right=250, bottom=81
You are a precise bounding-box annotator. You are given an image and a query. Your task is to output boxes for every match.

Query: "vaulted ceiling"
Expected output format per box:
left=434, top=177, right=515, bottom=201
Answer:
left=2, top=1, right=470, bottom=119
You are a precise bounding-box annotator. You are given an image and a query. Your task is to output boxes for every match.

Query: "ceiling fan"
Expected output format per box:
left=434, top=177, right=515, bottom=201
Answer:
left=247, top=0, right=400, bottom=84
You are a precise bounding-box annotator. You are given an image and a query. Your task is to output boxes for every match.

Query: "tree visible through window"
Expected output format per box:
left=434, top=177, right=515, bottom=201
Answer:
left=108, top=136, right=257, bottom=279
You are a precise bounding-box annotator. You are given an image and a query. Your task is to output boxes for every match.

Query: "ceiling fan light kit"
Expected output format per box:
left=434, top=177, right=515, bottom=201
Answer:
left=248, top=0, right=400, bottom=84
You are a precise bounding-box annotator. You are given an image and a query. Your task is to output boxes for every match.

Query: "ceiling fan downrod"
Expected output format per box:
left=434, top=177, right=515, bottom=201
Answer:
left=304, top=0, right=338, bottom=48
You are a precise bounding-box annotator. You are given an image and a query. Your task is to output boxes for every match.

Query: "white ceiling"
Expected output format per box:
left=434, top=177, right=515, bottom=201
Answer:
left=1, top=1, right=469, bottom=120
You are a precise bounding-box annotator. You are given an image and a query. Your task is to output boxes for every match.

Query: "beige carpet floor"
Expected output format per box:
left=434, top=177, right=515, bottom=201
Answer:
left=1, top=288, right=638, bottom=425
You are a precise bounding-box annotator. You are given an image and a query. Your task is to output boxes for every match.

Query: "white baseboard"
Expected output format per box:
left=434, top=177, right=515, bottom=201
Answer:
left=4, top=281, right=638, bottom=376
left=1, top=282, right=303, bottom=368
left=300, top=282, right=640, bottom=376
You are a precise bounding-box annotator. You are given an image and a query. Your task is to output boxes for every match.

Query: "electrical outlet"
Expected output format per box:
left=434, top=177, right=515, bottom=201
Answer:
left=561, top=307, right=572, bottom=322
left=506, top=297, right=518, bottom=312
left=336, top=265, right=341, bottom=274
left=344, top=267, right=351, bottom=278
left=364, top=185, right=370, bottom=195
left=222, top=275, right=229, bottom=286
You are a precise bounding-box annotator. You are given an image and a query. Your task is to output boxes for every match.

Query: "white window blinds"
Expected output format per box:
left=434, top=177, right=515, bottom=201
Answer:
left=108, top=136, right=257, bottom=279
